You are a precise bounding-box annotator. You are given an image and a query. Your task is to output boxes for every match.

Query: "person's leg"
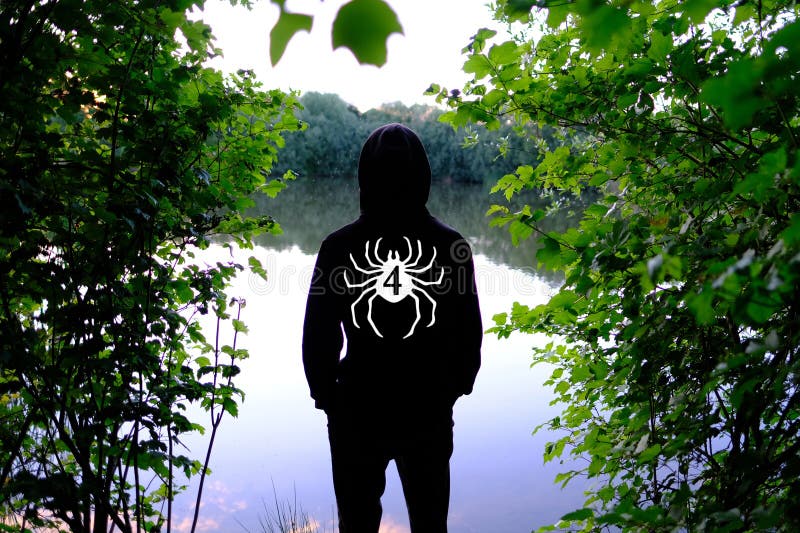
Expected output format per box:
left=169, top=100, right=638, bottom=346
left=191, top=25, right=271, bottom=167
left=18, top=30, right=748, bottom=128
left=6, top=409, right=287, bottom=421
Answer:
left=394, top=421, right=454, bottom=533
left=328, top=415, right=390, bottom=533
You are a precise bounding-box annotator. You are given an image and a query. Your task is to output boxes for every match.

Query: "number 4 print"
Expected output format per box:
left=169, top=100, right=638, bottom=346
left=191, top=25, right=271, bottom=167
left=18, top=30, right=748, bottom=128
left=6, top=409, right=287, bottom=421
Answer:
left=384, top=265, right=401, bottom=295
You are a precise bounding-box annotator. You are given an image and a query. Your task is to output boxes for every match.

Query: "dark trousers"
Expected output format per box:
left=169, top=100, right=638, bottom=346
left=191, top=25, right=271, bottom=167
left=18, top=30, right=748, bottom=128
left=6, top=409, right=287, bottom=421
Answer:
left=327, top=410, right=454, bottom=533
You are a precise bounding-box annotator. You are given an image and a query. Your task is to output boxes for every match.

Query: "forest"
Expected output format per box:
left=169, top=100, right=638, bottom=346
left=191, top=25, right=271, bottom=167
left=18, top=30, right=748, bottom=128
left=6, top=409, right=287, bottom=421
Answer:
left=269, top=92, right=535, bottom=183
left=2, top=0, right=799, bottom=532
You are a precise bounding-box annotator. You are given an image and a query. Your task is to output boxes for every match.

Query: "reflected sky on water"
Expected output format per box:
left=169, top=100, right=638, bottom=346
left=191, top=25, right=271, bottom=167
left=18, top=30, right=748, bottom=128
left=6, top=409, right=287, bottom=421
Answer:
left=172, top=180, right=586, bottom=532
left=248, top=178, right=571, bottom=279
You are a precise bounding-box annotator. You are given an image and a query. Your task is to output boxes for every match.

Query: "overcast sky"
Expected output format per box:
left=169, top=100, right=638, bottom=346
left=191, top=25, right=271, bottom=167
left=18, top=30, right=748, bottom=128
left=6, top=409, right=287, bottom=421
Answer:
left=198, top=0, right=503, bottom=111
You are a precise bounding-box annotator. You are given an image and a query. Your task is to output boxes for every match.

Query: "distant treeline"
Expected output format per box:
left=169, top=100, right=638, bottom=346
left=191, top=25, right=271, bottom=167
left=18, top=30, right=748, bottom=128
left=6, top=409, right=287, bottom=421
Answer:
left=270, top=92, right=537, bottom=183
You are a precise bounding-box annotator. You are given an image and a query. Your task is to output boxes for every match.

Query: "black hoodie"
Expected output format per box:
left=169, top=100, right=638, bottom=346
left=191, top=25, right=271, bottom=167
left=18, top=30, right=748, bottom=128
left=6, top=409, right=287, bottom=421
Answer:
left=302, top=124, right=482, bottom=425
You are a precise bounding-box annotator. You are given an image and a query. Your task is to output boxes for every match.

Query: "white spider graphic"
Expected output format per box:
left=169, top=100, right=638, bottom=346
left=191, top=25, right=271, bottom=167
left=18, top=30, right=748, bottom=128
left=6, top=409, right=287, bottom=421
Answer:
left=344, top=236, right=444, bottom=339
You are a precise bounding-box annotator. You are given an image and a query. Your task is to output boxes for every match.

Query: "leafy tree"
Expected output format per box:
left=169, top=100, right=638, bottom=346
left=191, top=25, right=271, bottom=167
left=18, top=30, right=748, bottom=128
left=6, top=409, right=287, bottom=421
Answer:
left=437, top=0, right=800, bottom=530
left=277, top=92, right=369, bottom=178
left=0, top=0, right=300, bottom=531
left=365, top=101, right=536, bottom=183
left=273, top=92, right=535, bottom=183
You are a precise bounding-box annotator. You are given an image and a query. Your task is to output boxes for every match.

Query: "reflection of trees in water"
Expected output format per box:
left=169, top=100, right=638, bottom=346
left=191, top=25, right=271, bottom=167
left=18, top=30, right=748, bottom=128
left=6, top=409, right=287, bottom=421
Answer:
left=249, top=178, right=575, bottom=282
left=249, top=177, right=359, bottom=253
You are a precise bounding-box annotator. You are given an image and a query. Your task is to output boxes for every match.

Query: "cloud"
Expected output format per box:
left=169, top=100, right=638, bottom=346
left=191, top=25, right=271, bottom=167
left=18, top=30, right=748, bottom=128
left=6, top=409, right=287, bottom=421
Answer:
left=173, top=516, right=220, bottom=533
left=202, top=479, right=250, bottom=514
left=379, top=516, right=411, bottom=533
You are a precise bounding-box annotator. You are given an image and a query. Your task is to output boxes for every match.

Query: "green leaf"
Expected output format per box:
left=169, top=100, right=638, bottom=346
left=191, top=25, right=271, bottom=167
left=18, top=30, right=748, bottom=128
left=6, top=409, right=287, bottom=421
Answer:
left=488, top=41, right=520, bottom=65
left=681, top=0, right=718, bottom=23
left=269, top=6, right=313, bottom=66
left=560, top=508, right=594, bottom=521
left=332, top=0, right=403, bottom=66
left=262, top=178, right=287, bottom=198
left=546, top=3, right=571, bottom=28
left=767, top=20, right=800, bottom=56
left=159, top=8, right=185, bottom=32
left=554, top=380, right=570, bottom=394
left=172, top=279, right=194, bottom=303
left=746, top=301, right=774, bottom=324
left=730, top=377, right=759, bottom=409
left=647, top=30, right=672, bottom=62
left=733, top=2, right=757, bottom=26
left=687, top=289, right=716, bottom=325
left=248, top=256, right=268, bottom=281
left=780, top=213, right=800, bottom=247
left=492, top=312, right=508, bottom=326
left=222, top=397, right=239, bottom=417
left=577, top=3, right=632, bottom=54
left=638, top=443, right=662, bottom=463
left=504, top=0, right=537, bottom=21
left=482, top=89, right=507, bottom=107
left=180, top=19, right=212, bottom=54
left=536, top=236, right=562, bottom=269
left=509, top=219, right=533, bottom=246
left=465, top=28, right=497, bottom=54
left=617, top=91, right=638, bottom=109
left=701, top=60, right=767, bottom=130
left=463, top=54, right=492, bottom=79
left=571, top=365, right=591, bottom=381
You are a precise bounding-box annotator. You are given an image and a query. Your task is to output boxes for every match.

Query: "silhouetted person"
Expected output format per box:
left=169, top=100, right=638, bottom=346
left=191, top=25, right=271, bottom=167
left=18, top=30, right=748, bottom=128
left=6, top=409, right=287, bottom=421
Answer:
left=302, top=123, right=482, bottom=533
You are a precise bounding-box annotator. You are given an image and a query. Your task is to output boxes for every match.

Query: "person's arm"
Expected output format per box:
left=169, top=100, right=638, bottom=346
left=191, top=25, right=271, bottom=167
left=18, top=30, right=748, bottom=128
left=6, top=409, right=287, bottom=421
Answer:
left=302, top=239, right=343, bottom=412
left=453, top=241, right=482, bottom=398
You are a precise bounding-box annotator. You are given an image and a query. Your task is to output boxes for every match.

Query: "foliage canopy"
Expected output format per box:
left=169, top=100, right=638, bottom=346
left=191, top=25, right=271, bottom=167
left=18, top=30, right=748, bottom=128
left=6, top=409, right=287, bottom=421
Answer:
left=1, top=0, right=299, bottom=530
left=437, top=0, right=800, bottom=530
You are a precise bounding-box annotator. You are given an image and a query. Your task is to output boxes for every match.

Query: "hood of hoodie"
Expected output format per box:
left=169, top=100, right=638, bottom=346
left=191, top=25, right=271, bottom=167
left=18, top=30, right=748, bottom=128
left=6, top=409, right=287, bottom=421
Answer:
left=357, top=123, right=431, bottom=217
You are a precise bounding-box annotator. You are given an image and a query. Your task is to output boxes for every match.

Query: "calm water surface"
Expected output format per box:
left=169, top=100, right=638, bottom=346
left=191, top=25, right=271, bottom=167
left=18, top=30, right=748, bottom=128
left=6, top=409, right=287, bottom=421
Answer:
left=172, top=180, right=586, bottom=532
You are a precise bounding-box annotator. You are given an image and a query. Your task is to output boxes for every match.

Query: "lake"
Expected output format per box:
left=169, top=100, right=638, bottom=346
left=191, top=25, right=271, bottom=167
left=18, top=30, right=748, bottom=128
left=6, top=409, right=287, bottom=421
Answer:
left=171, top=179, right=586, bottom=532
